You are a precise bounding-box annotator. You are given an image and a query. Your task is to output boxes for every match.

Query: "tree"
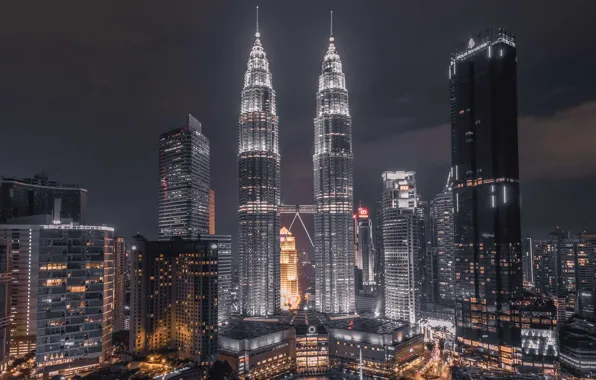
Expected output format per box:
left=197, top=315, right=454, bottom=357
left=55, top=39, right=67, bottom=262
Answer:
left=207, top=360, right=235, bottom=380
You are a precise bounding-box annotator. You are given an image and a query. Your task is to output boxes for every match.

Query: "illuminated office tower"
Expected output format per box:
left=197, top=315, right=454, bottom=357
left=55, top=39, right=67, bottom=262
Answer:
left=313, top=16, right=355, bottom=314
left=237, top=10, right=281, bottom=317
left=130, top=235, right=229, bottom=362
left=158, top=114, right=210, bottom=240
left=450, top=29, right=523, bottom=369
left=280, top=227, right=300, bottom=310
left=354, top=207, right=375, bottom=288
left=0, top=217, right=114, bottom=376
left=382, top=171, right=420, bottom=325
left=431, top=171, right=454, bottom=306
left=113, top=237, right=126, bottom=332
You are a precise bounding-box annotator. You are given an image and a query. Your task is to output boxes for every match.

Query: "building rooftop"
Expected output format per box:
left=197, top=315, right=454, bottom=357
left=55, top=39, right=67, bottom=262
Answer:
left=219, top=319, right=293, bottom=340
left=325, top=317, right=408, bottom=335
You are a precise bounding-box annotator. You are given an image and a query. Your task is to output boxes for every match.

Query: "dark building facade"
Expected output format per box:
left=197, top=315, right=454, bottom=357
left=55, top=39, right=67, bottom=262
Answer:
left=0, top=175, right=87, bottom=223
left=450, top=29, right=523, bottom=369
left=158, top=115, right=210, bottom=240
left=129, top=236, right=227, bottom=364
left=432, top=171, right=455, bottom=306
left=532, top=241, right=557, bottom=297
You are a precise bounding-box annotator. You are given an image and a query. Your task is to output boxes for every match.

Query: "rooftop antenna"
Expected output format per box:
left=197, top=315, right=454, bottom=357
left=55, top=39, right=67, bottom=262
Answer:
left=329, top=10, right=334, bottom=42
left=255, top=5, right=260, bottom=38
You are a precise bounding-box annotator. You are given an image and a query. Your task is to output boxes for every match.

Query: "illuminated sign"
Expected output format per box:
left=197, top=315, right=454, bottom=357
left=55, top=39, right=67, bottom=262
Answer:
left=308, top=325, right=317, bottom=335
left=357, top=208, right=369, bottom=218
left=399, top=185, right=409, bottom=191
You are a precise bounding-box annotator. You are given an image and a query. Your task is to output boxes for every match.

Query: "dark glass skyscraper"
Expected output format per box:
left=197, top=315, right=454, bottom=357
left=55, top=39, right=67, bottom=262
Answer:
left=0, top=174, right=87, bottom=223
left=313, top=27, right=355, bottom=314
left=158, top=114, right=210, bottom=240
left=450, top=29, right=523, bottom=369
left=237, top=21, right=281, bottom=316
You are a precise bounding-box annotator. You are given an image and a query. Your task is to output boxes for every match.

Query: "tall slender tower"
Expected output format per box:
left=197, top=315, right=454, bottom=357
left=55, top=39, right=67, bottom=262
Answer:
left=451, top=29, right=522, bottom=369
left=158, top=114, right=210, bottom=240
left=238, top=7, right=280, bottom=316
left=314, top=12, right=355, bottom=314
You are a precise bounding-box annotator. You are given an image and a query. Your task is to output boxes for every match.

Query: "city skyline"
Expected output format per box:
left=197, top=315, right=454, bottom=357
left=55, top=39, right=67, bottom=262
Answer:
left=1, top=2, right=596, bottom=378
left=2, top=1, right=595, bottom=248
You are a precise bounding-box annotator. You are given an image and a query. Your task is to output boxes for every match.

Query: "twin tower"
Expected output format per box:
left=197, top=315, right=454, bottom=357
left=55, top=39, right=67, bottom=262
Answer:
left=238, top=10, right=355, bottom=316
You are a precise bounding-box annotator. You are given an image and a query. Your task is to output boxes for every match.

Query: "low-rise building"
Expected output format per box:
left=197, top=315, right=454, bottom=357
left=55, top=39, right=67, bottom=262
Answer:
left=326, top=318, right=423, bottom=379
left=559, top=318, right=596, bottom=378
left=218, top=319, right=296, bottom=379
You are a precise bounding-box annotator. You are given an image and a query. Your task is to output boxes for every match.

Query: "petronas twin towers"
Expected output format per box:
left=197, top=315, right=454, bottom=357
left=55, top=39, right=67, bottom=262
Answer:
left=238, top=10, right=355, bottom=316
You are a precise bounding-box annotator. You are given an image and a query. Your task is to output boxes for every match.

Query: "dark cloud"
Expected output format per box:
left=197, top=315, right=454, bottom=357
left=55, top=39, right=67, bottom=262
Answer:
left=1, top=0, right=595, bottom=244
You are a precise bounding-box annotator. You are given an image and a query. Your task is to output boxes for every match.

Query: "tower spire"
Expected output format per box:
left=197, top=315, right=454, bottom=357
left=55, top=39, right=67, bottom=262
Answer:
left=329, top=10, right=334, bottom=41
left=255, top=5, right=260, bottom=38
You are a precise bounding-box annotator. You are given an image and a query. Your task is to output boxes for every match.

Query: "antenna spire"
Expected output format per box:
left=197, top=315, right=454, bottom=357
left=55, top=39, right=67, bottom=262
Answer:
left=255, top=5, right=260, bottom=38
left=329, top=11, right=334, bottom=41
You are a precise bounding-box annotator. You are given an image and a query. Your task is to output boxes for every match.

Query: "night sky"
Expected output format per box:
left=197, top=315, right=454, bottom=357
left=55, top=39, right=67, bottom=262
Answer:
left=2, top=1, right=596, bottom=255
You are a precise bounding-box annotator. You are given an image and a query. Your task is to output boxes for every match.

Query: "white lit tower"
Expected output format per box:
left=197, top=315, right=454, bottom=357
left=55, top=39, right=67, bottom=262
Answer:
left=313, top=12, right=355, bottom=314
left=237, top=8, right=280, bottom=316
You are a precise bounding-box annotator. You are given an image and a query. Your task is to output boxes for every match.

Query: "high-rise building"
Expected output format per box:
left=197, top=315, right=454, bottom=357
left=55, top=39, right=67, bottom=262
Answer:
left=313, top=21, right=355, bottom=315
left=450, top=29, right=523, bottom=369
left=0, top=239, right=10, bottom=371
left=382, top=171, right=420, bottom=325
left=158, top=114, right=210, bottom=240
left=556, top=239, right=594, bottom=322
left=280, top=227, right=300, bottom=310
left=130, top=235, right=228, bottom=363
left=217, top=236, right=233, bottom=326
left=0, top=174, right=87, bottom=223
left=0, top=217, right=114, bottom=376
left=209, top=189, right=216, bottom=235
left=431, top=171, right=455, bottom=306
left=354, top=207, right=376, bottom=288
left=521, top=237, right=534, bottom=285
left=114, top=237, right=126, bottom=332
left=416, top=200, right=432, bottom=304
left=532, top=240, right=557, bottom=297
left=237, top=16, right=281, bottom=317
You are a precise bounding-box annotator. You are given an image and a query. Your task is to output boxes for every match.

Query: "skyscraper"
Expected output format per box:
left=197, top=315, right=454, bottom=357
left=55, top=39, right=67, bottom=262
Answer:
left=382, top=171, right=420, bottom=325
left=158, top=114, right=210, bottom=240
left=532, top=240, right=557, bottom=297
left=130, top=235, right=226, bottom=362
left=313, top=16, right=355, bottom=315
left=114, top=237, right=126, bottom=332
left=0, top=217, right=114, bottom=375
left=354, top=207, right=376, bottom=288
left=522, top=236, right=534, bottom=285
left=450, top=29, right=523, bottom=369
left=0, top=174, right=87, bottom=223
left=237, top=13, right=281, bottom=316
left=431, top=171, right=455, bottom=306
left=280, top=227, right=300, bottom=310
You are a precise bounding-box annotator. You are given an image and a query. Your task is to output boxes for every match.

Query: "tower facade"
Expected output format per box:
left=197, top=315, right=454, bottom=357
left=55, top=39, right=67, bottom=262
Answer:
left=431, top=171, right=455, bottom=306
left=113, top=237, right=126, bottom=332
left=237, top=23, right=281, bottom=316
left=354, top=207, right=376, bottom=288
left=313, top=28, right=355, bottom=314
left=280, top=227, right=300, bottom=310
left=158, top=114, right=210, bottom=240
left=450, top=29, right=523, bottom=369
left=381, top=171, right=420, bottom=325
